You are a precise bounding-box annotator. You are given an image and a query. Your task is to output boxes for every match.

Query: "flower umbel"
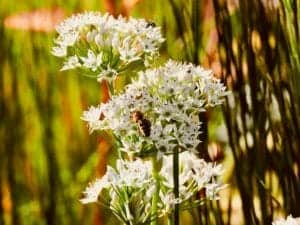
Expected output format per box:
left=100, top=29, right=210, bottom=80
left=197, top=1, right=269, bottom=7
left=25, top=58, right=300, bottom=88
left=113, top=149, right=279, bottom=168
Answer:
left=80, top=159, right=157, bottom=225
left=82, top=60, right=228, bottom=157
left=52, top=12, right=164, bottom=82
left=159, top=151, right=225, bottom=213
left=80, top=153, right=225, bottom=219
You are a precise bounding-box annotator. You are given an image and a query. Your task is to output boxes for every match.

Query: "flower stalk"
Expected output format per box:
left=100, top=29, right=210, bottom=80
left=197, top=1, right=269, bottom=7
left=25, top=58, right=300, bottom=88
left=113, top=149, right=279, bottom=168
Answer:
left=107, top=80, right=115, bottom=97
left=173, top=147, right=179, bottom=225
left=151, top=156, right=160, bottom=225
left=168, top=216, right=173, bottom=225
left=52, top=11, right=228, bottom=225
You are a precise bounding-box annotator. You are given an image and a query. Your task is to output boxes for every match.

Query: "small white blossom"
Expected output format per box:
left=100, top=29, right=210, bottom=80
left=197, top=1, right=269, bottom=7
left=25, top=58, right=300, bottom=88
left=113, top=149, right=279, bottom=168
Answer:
left=51, top=46, right=67, bottom=57
left=81, top=50, right=103, bottom=72
left=81, top=106, right=103, bottom=133
left=114, top=159, right=152, bottom=187
left=273, top=215, right=300, bottom=225
left=80, top=178, right=109, bottom=204
left=118, top=36, right=141, bottom=63
left=60, top=55, right=81, bottom=71
left=159, top=192, right=177, bottom=214
left=205, top=183, right=226, bottom=200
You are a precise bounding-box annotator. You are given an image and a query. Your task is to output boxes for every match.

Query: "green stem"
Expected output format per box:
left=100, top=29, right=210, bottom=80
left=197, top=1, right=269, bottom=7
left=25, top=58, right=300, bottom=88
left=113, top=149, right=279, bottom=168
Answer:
left=173, top=148, right=179, bottom=225
left=107, top=80, right=115, bottom=97
left=151, top=156, right=160, bottom=225
left=106, top=80, right=124, bottom=159
left=168, top=215, right=173, bottom=225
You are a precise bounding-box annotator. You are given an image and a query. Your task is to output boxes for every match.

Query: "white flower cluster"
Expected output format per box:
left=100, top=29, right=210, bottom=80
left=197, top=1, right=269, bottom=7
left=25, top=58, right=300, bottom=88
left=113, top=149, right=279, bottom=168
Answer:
left=80, top=159, right=154, bottom=225
left=52, top=12, right=164, bottom=82
left=81, top=60, right=228, bottom=156
left=80, top=152, right=225, bottom=221
left=159, top=152, right=225, bottom=213
left=273, top=216, right=300, bottom=225
left=53, top=12, right=229, bottom=225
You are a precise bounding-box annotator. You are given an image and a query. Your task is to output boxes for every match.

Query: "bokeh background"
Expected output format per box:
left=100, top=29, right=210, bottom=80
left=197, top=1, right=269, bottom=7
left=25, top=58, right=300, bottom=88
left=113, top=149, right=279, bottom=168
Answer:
left=0, top=0, right=299, bottom=225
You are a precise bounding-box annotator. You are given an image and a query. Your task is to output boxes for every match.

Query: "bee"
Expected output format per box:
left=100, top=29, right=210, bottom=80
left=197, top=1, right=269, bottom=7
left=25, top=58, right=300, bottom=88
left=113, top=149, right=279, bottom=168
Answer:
left=146, top=21, right=156, bottom=28
left=131, top=111, right=151, bottom=137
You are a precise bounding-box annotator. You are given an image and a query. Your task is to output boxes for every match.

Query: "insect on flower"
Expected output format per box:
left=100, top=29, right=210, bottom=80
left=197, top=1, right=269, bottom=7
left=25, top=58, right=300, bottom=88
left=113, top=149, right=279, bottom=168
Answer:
left=146, top=21, right=156, bottom=28
left=131, top=110, right=151, bottom=137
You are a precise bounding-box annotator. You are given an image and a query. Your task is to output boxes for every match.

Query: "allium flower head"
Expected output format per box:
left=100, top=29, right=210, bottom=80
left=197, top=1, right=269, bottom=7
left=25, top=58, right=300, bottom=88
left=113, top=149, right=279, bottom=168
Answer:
left=80, top=159, right=152, bottom=203
left=80, top=159, right=158, bottom=225
left=82, top=60, right=228, bottom=157
left=80, top=153, right=225, bottom=219
left=52, top=12, right=164, bottom=82
left=159, top=151, right=225, bottom=212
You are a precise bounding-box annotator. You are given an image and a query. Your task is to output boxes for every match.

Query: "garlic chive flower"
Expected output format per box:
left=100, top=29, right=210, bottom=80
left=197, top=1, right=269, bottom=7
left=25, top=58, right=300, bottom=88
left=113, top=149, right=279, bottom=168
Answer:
left=80, top=105, right=103, bottom=133
left=82, top=60, right=228, bottom=157
left=80, top=159, right=158, bottom=225
left=159, top=151, right=225, bottom=214
left=272, top=215, right=300, bottom=225
left=52, top=12, right=164, bottom=82
left=80, top=152, right=225, bottom=220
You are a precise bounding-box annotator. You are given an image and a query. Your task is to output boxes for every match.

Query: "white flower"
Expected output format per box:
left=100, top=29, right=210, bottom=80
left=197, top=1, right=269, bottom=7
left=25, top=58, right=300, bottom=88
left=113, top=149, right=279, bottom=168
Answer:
left=86, top=30, right=98, bottom=43
left=81, top=50, right=103, bottom=72
left=160, top=151, right=225, bottom=206
left=80, top=159, right=153, bottom=200
left=54, top=31, right=78, bottom=47
left=52, top=12, right=164, bottom=82
left=159, top=192, right=177, bottom=214
left=118, top=36, right=141, bottom=63
left=80, top=177, right=109, bottom=204
left=115, top=159, right=152, bottom=187
left=51, top=46, right=67, bottom=57
left=81, top=106, right=103, bottom=133
left=60, top=55, right=81, bottom=71
left=205, top=183, right=226, bottom=200
left=80, top=159, right=156, bottom=224
left=140, top=37, right=157, bottom=53
left=272, top=215, right=300, bottom=225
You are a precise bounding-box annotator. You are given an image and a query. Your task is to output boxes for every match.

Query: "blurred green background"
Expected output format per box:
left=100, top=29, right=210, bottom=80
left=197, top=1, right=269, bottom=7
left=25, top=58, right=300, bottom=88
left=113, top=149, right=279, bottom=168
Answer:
left=0, top=0, right=299, bottom=225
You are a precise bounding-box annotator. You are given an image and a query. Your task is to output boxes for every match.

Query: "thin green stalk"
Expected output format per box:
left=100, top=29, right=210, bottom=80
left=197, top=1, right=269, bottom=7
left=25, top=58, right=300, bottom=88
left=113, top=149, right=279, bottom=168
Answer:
left=173, top=148, right=179, bottom=225
left=107, top=80, right=115, bottom=97
left=106, top=80, right=124, bottom=160
left=151, top=156, right=160, bottom=225
left=168, top=215, right=173, bottom=225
